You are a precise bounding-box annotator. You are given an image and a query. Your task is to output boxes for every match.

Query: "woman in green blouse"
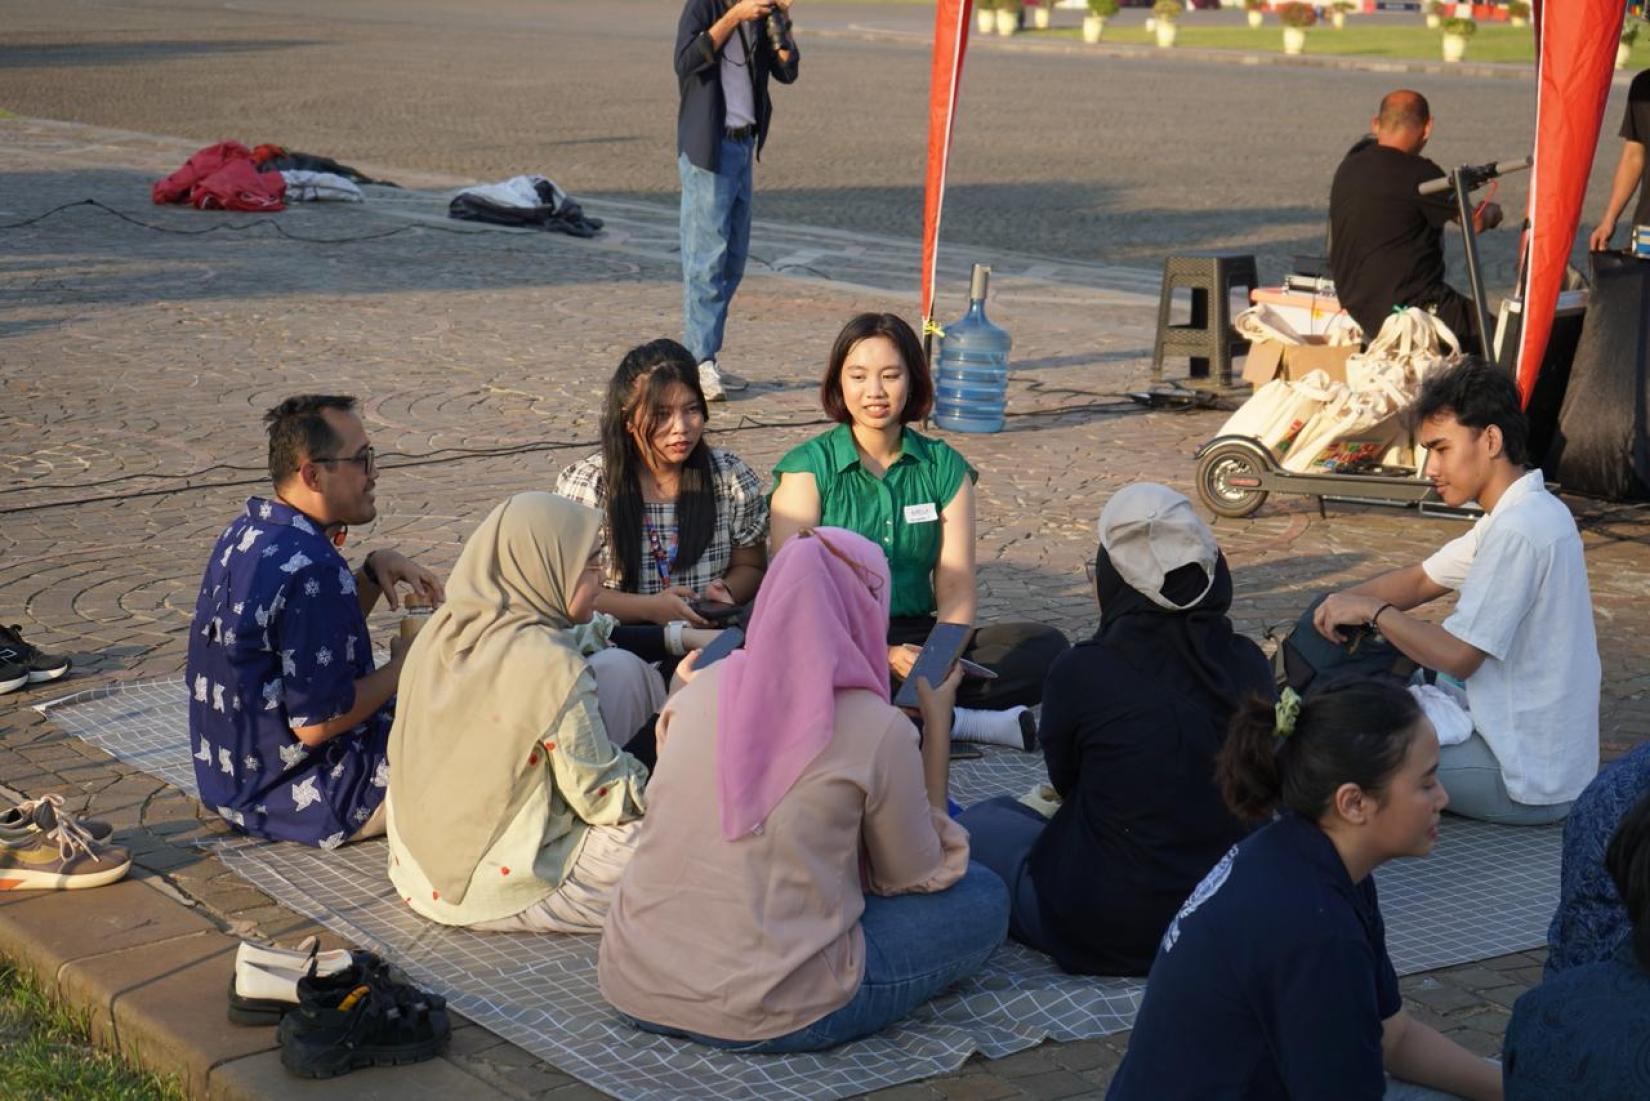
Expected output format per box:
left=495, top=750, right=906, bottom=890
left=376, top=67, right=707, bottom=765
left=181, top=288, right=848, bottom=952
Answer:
left=770, top=313, right=1068, bottom=742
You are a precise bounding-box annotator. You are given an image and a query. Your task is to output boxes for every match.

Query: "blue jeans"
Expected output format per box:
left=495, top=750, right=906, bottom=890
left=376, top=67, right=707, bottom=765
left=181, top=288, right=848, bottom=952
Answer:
left=628, top=861, right=1009, bottom=1053
left=677, top=135, right=754, bottom=364
left=956, top=795, right=1054, bottom=952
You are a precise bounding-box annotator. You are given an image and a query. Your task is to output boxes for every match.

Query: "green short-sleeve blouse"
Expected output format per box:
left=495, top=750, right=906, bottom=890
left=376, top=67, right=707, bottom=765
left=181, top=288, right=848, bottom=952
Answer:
left=771, top=424, right=977, bottom=619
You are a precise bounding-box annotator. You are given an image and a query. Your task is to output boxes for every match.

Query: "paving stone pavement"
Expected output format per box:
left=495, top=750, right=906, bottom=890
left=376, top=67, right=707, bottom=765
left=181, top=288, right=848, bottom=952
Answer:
left=2, top=107, right=1648, bottom=1098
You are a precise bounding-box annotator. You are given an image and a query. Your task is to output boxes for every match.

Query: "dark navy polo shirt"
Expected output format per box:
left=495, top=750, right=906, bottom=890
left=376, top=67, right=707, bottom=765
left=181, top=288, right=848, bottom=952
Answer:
left=1107, top=811, right=1402, bottom=1101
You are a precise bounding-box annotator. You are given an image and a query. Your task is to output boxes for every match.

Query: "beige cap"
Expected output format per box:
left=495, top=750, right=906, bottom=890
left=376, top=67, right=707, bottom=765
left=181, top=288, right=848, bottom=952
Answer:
left=1098, top=483, right=1219, bottom=611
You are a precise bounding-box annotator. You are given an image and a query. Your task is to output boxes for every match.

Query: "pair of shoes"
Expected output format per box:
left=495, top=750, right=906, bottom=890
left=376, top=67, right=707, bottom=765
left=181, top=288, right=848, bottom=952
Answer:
left=277, top=959, right=450, bottom=1078
left=0, top=624, right=71, bottom=695
left=697, top=359, right=749, bottom=403
left=0, top=798, right=130, bottom=891
left=0, top=793, right=113, bottom=843
left=228, top=936, right=362, bottom=1025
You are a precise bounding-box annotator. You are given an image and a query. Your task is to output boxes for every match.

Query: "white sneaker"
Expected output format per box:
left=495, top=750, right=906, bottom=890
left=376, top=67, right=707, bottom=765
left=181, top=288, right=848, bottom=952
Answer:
left=698, top=359, right=727, bottom=402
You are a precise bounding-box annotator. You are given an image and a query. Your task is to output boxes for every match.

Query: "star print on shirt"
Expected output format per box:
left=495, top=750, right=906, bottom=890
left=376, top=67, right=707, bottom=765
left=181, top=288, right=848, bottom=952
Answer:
left=259, top=501, right=274, bottom=520
left=291, top=516, right=316, bottom=536
left=195, top=738, right=212, bottom=763
left=278, top=741, right=308, bottom=769
left=338, top=567, right=356, bottom=596
left=218, top=746, right=234, bottom=775
left=315, top=647, right=333, bottom=667
left=236, top=527, right=263, bottom=554
left=319, top=831, right=346, bottom=850
left=193, top=675, right=208, bottom=702
left=290, top=775, right=322, bottom=811
left=304, top=578, right=321, bottom=598
left=262, top=680, right=281, bottom=710
left=280, top=550, right=313, bottom=575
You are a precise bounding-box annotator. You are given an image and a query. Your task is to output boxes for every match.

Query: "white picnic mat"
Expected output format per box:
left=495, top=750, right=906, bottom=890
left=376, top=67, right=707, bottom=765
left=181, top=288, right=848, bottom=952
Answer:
left=36, top=678, right=1561, bottom=1100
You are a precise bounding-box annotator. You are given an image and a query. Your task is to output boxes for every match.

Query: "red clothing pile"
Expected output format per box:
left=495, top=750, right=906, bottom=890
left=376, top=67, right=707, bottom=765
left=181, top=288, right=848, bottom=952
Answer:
left=152, top=141, right=286, bottom=213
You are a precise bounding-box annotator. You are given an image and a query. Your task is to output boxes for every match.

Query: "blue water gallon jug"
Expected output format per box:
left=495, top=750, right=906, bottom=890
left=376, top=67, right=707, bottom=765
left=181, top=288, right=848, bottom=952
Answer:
left=933, top=264, right=1010, bottom=434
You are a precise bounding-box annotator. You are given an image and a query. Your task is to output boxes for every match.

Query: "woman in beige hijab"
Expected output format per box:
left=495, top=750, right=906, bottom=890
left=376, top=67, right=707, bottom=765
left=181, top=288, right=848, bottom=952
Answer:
left=387, top=492, right=658, bottom=933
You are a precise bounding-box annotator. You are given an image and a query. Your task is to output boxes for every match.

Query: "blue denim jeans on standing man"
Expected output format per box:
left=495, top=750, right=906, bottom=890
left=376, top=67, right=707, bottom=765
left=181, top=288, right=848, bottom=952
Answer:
left=677, top=134, right=755, bottom=365
left=627, top=860, right=1010, bottom=1053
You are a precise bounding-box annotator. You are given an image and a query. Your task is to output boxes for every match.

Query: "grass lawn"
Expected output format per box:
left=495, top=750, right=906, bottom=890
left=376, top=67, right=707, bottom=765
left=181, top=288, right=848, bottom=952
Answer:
left=1030, top=22, right=1650, bottom=66
left=0, top=958, right=185, bottom=1101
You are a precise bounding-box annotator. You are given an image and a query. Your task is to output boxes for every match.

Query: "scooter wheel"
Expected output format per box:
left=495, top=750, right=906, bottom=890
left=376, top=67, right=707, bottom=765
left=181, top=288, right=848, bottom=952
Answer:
left=1196, top=441, right=1270, bottom=519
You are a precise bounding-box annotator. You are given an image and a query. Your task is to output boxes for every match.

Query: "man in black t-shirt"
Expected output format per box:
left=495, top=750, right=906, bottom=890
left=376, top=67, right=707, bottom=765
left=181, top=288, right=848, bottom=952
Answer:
left=1329, top=90, right=1502, bottom=353
left=1588, top=69, right=1650, bottom=252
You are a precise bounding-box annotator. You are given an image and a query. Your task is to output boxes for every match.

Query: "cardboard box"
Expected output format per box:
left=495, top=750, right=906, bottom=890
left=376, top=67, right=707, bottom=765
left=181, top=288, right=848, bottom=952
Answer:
left=1242, top=337, right=1357, bottom=387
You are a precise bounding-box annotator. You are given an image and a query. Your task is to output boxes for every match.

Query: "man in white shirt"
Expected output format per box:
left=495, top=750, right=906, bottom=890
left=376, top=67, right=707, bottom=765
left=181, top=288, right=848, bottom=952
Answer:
left=1314, top=358, right=1599, bottom=824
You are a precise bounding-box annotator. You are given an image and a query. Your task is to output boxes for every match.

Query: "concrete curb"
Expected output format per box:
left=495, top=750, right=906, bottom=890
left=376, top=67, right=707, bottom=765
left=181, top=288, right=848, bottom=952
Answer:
left=0, top=872, right=518, bottom=1101
left=807, top=23, right=1643, bottom=85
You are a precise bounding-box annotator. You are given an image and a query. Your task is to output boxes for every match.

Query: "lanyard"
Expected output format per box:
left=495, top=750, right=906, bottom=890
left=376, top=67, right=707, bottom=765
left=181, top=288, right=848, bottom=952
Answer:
left=643, top=517, right=675, bottom=588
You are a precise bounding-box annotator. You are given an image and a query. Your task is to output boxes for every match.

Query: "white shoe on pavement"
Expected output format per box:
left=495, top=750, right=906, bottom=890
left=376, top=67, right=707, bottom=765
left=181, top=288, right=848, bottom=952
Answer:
left=698, top=359, right=727, bottom=402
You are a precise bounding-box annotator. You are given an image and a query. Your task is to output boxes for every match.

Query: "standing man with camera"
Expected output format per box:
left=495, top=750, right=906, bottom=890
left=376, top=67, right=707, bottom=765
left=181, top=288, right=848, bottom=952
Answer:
left=675, top=0, right=799, bottom=402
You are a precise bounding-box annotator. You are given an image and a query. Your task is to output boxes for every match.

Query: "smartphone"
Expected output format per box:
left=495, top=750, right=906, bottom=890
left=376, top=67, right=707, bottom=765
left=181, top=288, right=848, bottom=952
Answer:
left=693, top=626, right=745, bottom=669
left=689, top=600, right=744, bottom=624
left=893, top=622, right=974, bottom=710
left=949, top=743, right=983, bottom=761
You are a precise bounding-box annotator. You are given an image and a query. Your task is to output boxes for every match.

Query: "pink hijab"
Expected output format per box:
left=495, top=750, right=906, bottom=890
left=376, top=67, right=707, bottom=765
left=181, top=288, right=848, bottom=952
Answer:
left=715, top=527, right=892, bottom=840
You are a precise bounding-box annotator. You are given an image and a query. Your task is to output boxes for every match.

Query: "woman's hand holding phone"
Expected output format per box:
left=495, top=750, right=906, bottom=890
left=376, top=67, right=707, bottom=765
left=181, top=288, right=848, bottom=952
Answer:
left=914, top=664, right=963, bottom=811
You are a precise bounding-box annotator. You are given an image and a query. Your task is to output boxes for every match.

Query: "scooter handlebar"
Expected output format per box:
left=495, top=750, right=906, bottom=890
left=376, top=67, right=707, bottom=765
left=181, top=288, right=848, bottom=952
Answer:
left=1417, top=156, right=1533, bottom=196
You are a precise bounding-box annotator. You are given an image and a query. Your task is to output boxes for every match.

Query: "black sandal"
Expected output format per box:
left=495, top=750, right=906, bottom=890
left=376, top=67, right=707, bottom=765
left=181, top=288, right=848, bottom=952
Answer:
left=277, top=963, right=450, bottom=1079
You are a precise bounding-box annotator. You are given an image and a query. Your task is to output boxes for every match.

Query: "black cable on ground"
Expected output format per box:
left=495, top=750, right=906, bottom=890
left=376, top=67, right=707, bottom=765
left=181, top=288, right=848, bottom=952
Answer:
left=0, top=198, right=497, bottom=245
left=0, top=399, right=1159, bottom=518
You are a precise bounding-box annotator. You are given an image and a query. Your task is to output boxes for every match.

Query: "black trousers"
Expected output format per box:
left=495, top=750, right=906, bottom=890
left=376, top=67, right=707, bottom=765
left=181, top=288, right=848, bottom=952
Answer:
left=887, top=616, right=1070, bottom=710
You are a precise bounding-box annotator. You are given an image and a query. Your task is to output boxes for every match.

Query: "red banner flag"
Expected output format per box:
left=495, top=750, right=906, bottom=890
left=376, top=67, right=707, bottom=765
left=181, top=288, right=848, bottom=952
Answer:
left=921, top=0, right=975, bottom=333
left=1515, top=0, right=1621, bottom=405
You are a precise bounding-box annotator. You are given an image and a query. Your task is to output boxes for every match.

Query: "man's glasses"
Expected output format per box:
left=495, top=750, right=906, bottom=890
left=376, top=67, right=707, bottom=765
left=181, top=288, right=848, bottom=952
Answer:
left=313, top=447, right=376, bottom=478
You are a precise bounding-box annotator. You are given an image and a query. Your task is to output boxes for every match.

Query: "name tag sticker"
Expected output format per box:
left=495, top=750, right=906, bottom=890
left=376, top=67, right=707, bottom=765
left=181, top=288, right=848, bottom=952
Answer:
left=903, top=502, right=939, bottom=524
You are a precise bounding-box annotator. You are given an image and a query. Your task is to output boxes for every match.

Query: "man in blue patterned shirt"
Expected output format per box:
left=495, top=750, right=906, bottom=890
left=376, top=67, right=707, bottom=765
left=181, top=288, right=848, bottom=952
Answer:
left=186, top=395, right=443, bottom=847
left=1546, top=744, right=1650, bottom=977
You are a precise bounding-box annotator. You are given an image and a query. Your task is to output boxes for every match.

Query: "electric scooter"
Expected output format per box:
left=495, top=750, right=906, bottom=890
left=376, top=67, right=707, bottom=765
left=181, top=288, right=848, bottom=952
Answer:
left=1193, top=156, right=1530, bottom=520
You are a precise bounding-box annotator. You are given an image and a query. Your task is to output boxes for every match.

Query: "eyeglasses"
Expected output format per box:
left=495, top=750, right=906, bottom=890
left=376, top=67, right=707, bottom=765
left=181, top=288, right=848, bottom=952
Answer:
left=313, top=447, right=376, bottom=478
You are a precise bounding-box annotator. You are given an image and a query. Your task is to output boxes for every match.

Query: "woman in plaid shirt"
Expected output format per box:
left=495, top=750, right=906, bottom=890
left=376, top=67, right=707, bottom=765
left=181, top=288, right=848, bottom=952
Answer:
left=556, top=339, right=768, bottom=668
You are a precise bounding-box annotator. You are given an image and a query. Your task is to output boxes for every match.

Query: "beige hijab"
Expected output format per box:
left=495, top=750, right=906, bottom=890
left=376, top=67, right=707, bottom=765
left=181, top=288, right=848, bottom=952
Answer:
left=389, top=491, right=600, bottom=904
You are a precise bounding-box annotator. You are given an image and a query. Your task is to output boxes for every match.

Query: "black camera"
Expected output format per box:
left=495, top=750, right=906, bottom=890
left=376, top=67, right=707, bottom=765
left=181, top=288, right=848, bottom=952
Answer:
left=764, top=8, right=794, bottom=54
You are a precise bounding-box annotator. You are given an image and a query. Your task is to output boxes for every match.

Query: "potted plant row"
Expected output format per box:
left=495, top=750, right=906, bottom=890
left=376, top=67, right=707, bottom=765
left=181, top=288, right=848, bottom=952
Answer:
left=1084, top=0, right=1120, bottom=43
left=1245, top=0, right=1265, bottom=29
left=1329, top=0, right=1354, bottom=29
left=1424, top=0, right=1443, bottom=29
left=1441, top=16, right=1475, bottom=62
left=1507, top=0, right=1529, bottom=28
left=1278, top=1, right=1316, bottom=54
left=1152, top=0, right=1181, bottom=48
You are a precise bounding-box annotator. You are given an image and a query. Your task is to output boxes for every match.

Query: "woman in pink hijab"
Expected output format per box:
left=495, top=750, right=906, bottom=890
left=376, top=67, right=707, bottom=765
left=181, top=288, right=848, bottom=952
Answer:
left=598, top=527, right=1008, bottom=1052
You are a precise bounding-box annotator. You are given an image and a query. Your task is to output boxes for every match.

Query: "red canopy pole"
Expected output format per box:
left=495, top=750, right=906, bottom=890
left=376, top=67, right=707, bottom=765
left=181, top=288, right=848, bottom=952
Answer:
left=921, top=0, right=975, bottom=344
left=1515, top=0, right=1621, bottom=405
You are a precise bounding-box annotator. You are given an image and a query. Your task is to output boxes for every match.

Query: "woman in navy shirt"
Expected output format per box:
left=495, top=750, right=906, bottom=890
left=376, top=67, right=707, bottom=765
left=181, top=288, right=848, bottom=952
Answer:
left=1107, top=681, right=1501, bottom=1101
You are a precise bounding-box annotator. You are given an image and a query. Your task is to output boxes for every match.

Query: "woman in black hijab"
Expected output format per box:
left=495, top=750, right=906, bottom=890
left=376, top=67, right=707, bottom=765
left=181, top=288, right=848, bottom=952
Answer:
left=957, top=484, right=1274, bottom=975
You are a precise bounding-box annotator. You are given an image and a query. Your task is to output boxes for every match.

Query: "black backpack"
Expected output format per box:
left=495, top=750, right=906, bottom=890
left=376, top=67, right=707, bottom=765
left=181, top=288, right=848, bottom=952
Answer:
left=1274, top=594, right=1417, bottom=697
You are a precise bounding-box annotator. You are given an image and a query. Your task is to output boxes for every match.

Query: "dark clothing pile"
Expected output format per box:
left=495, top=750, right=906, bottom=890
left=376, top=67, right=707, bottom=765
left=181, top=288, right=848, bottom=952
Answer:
left=447, top=176, right=605, bottom=238
left=1329, top=141, right=1465, bottom=343
left=249, top=144, right=398, bottom=187
left=1025, top=551, right=1273, bottom=976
